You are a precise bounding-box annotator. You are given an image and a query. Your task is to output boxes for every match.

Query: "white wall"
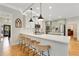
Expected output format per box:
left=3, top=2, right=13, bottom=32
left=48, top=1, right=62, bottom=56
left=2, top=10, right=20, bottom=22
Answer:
left=0, top=5, right=23, bottom=45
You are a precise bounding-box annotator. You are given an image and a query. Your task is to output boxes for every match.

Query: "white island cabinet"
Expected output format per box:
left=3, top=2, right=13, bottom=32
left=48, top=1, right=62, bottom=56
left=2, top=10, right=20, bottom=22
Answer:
left=21, top=33, right=69, bottom=56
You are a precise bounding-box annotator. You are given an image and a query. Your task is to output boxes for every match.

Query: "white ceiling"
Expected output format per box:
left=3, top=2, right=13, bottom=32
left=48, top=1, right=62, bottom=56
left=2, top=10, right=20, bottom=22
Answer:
left=0, top=3, right=32, bottom=11
left=0, top=3, right=79, bottom=20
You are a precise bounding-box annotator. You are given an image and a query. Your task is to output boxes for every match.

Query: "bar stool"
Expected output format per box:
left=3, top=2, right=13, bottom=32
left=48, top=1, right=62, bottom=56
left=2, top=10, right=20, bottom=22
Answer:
left=37, top=44, right=51, bottom=56
left=23, top=39, right=39, bottom=56
left=29, top=40, right=40, bottom=56
left=17, top=34, right=25, bottom=44
left=22, top=37, right=33, bottom=54
left=17, top=34, right=26, bottom=50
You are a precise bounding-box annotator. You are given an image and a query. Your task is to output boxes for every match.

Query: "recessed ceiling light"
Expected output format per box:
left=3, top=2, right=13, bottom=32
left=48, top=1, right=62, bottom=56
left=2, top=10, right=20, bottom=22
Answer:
left=49, top=6, right=52, bottom=9
left=36, top=7, right=39, bottom=9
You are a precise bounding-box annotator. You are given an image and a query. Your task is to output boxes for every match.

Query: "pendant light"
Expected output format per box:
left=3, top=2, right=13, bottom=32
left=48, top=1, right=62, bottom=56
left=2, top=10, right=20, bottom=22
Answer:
left=29, top=8, right=33, bottom=22
left=38, top=3, right=44, bottom=21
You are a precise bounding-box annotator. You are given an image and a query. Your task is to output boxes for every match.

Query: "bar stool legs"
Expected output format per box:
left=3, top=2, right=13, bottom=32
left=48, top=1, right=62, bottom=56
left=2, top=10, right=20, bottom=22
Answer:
left=47, top=50, right=50, bottom=56
left=37, top=44, right=51, bottom=56
left=40, top=50, right=50, bottom=56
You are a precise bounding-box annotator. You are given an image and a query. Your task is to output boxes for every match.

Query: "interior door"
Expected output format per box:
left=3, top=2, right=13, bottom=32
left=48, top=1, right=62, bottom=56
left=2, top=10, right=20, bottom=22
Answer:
left=3, top=25, right=11, bottom=38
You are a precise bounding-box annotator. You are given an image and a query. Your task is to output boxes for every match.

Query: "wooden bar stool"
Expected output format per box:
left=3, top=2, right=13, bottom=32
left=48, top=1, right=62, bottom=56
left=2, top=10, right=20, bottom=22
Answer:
left=30, top=40, right=40, bottom=48
left=25, top=38, right=32, bottom=47
left=17, top=34, right=25, bottom=44
left=23, top=39, right=40, bottom=56
left=37, top=44, right=51, bottom=56
left=29, top=40, right=40, bottom=56
left=22, top=37, right=33, bottom=54
left=17, top=34, right=26, bottom=50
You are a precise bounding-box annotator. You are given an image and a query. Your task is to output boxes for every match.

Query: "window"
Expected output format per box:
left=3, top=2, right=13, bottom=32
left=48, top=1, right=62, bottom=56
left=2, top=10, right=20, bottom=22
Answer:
left=15, top=18, right=22, bottom=28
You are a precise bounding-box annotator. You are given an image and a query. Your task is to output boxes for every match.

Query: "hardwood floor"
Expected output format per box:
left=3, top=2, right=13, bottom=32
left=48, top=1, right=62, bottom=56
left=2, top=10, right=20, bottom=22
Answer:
left=0, top=44, right=38, bottom=56
left=0, top=37, right=79, bottom=56
left=0, top=37, right=39, bottom=56
left=69, top=39, right=79, bottom=56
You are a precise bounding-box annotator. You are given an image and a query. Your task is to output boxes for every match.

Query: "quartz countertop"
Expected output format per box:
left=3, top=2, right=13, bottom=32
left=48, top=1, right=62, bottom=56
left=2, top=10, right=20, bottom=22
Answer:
left=20, top=33, right=70, bottom=44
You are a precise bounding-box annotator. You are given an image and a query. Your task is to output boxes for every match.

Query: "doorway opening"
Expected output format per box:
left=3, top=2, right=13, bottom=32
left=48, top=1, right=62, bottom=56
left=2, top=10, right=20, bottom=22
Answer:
left=67, top=24, right=77, bottom=40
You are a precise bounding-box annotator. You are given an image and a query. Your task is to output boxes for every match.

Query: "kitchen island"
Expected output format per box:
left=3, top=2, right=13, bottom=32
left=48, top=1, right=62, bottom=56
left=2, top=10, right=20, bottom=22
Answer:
left=20, top=33, right=70, bottom=56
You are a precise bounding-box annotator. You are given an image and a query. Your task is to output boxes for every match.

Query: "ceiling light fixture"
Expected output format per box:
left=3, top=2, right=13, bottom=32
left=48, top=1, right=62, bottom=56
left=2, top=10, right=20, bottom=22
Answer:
left=49, top=6, right=52, bottom=9
left=36, top=7, right=39, bottom=10
left=29, top=8, right=33, bottom=22
left=38, top=3, right=44, bottom=21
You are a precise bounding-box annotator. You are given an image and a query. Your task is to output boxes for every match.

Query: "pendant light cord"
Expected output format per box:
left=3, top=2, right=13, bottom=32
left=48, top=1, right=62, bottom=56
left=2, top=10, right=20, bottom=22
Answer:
left=30, top=8, right=32, bottom=18
left=29, top=8, right=33, bottom=22
left=38, top=3, right=44, bottom=20
left=40, top=3, right=42, bottom=15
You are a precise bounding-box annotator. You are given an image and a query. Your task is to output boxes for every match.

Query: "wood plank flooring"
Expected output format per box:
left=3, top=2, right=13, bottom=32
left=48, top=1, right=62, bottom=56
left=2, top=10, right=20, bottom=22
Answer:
left=69, top=39, right=79, bottom=56
left=1, top=44, right=38, bottom=56
left=0, top=37, right=79, bottom=56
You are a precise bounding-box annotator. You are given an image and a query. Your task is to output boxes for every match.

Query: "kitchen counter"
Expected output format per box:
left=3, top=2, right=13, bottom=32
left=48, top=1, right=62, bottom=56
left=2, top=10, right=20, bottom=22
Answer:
left=20, top=33, right=70, bottom=56
left=22, top=33, right=69, bottom=44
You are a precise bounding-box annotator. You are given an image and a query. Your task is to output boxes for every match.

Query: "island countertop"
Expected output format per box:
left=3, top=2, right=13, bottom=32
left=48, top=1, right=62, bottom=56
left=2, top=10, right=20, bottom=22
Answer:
left=20, top=33, right=70, bottom=44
